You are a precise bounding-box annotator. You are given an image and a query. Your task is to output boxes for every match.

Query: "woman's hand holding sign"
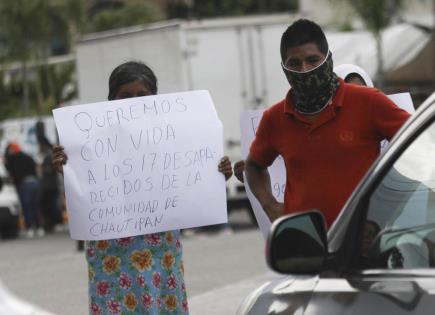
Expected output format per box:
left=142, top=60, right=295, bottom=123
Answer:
left=53, top=145, right=67, bottom=174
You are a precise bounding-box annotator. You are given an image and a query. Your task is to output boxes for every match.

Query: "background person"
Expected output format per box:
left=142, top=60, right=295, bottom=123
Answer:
left=245, top=19, right=410, bottom=226
left=38, top=137, right=63, bottom=233
left=4, top=142, right=44, bottom=238
left=333, top=63, right=374, bottom=87
left=53, top=61, right=232, bottom=314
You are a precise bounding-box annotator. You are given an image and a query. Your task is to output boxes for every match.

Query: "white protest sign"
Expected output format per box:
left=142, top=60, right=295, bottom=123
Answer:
left=53, top=90, right=227, bottom=240
left=388, top=92, right=415, bottom=113
left=240, top=110, right=280, bottom=238
left=240, top=92, right=415, bottom=239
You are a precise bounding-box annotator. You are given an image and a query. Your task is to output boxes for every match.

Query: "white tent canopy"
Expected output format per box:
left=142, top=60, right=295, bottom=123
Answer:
left=328, top=23, right=432, bottom=80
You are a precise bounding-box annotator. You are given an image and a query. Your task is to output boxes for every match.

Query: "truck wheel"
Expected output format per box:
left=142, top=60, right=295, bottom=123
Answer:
left=0, top=216, right=19, bottom=239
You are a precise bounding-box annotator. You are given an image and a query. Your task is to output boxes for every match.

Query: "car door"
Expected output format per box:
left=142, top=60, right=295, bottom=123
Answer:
left=303, top=93, right=435, bottom=314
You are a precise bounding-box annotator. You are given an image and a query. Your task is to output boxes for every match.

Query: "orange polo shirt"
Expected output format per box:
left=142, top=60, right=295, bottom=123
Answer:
left=249, top=79, right=410, bottom=227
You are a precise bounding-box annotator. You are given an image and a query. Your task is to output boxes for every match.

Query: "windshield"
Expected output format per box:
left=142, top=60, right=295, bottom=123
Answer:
left=358, top=124, right=435, bottom=269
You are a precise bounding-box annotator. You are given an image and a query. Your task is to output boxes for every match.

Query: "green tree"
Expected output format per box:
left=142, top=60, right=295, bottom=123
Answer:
left=189, top=0, right=298, bottom=18
left=0, top=0, right=46, bottom=113
left=336, top=0, right=405, bottom=88
left=89, top=2, right=164, bottom=32
left=0, top=0, right=84, bottom=115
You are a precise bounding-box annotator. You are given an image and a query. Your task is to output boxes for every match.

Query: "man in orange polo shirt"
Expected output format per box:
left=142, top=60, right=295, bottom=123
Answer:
left=245, top=19, right=410, bottom=227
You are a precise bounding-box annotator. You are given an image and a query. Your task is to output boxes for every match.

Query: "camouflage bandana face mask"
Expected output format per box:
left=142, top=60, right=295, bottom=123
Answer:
left=282, top=51, right=340, bottom=115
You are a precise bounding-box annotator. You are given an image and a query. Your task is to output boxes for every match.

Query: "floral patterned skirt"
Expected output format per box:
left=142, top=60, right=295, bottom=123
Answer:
left=86, top=230, right=189, bottom=314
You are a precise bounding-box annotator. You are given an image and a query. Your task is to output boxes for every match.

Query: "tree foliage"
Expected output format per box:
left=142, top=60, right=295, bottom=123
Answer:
left=0, top=62, right=77, bottom=119
left=89, top=2, right=164, bottom=33
left=0, top=0, right=84, bottom=61
left=345, top=0, right=404, bottom=34
left=0, top=0, right=299, bottom=119
left=0, top=0, right=83, bottom=117
left=173, top=0, right=298, bottom=18
left=334, top=0, right=405, bottom=88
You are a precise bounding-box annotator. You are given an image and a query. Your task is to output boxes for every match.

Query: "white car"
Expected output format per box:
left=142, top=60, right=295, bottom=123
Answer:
left=0, top=161, right=21, bottom=239
left=0, top=280, right=55, bottom=315
left=238, top=92, right=435, bottom=315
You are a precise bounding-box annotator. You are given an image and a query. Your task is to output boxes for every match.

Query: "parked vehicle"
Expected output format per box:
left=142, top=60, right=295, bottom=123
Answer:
left=0, top=161, right=21, bottom=239
left=237, top=92, right=435, bottom=314
left=0, top=280, right=55, bottom=315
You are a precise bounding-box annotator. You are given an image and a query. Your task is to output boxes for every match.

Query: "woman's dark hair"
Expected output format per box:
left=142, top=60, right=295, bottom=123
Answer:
left=345, top=73, right=367, bottom=85
left=280, top=19, right=328, bottom=61
left=108, top=61, right=158, bottom=100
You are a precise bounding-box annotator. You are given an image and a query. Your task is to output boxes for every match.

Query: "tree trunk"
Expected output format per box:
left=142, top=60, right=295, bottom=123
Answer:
left=21, top=60, right=30, bottom=114
left=375, top=31, right=384, bottom=90
left=40, top=47, right=55, bottom=113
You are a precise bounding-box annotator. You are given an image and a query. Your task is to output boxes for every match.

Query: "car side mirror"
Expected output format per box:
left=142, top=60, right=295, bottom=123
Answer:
left=266, top=210, right=328, bottom=274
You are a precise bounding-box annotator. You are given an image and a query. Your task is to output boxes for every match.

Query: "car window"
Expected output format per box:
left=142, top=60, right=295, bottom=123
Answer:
left=356, top=124, right=435, bottom=269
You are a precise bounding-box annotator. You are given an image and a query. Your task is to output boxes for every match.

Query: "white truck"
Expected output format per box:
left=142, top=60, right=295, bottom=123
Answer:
left=75, top=14, right=293, bottom=219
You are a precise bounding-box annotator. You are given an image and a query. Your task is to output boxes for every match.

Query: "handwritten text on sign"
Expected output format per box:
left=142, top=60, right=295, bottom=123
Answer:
left=53, top=90, right=227, bottom=240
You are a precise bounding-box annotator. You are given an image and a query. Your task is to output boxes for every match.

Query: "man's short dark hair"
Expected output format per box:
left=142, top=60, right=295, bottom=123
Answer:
left=280, top=19, right=328, bottom=61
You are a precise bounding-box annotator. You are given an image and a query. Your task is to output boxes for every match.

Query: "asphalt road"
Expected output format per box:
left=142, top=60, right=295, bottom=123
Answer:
left=0, top=210, right=279, bottom=315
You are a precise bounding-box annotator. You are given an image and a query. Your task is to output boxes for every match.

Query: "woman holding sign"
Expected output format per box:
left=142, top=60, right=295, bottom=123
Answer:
left=53, top=61, right=233, bottom=315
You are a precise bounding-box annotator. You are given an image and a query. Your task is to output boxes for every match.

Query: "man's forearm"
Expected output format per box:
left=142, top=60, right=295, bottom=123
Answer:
left=245, top=156, right=283, bottom=221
